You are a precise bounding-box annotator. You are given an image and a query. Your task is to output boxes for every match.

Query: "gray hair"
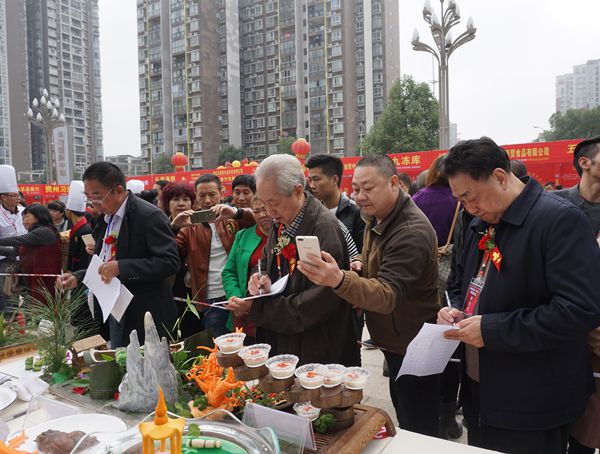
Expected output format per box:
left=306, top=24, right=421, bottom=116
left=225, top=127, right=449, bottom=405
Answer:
left=255, top=154, right=305, bottom=196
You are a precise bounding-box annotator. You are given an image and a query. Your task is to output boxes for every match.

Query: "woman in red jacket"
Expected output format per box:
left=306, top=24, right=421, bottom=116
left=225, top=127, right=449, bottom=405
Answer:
left=0, top=204, right=61, bottom=304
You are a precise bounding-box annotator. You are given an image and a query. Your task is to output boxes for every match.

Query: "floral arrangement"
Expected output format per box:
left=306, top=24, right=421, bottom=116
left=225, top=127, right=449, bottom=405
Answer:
left=478, top=226, right=502, bottom=271
left=104, top=232, right=118, bottom=259
left=272, top=229, right=297, bottom=274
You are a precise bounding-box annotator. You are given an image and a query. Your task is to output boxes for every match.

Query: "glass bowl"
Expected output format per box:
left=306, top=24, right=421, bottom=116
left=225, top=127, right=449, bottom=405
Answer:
left=265, top=354, right=299, bottom=379
left=343, top=367, right=370, bottom=390
left=214, top=333, right=246, bottom=354
left=294, top=364, right=324, bottom=389
left=317, top=364, right=346, bottom=388
left=293, top=402, right=321, bottom=421
left=238, top=344, right=271, bottom=368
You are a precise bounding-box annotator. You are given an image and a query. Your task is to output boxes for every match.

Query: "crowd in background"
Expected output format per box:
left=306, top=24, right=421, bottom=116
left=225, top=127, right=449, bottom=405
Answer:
left=0, top=135, right=599, bottom=454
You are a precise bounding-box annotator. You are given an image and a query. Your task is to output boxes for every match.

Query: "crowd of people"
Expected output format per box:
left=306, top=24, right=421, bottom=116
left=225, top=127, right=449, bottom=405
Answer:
left=0, top=135, right=599, bottom=454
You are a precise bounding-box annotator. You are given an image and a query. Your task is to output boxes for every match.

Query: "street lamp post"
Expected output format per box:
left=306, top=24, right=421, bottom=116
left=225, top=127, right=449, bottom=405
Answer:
left=412, top=0, right=476, bottom=150
left=27, top=88, right=65, bottom=183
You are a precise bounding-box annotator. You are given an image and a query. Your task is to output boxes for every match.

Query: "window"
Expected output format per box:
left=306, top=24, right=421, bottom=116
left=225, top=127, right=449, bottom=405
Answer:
left=331, top=45, right=342, bottom=57
left=333, top=122, right=344, bottom=134
left=331, top=13, right=341, bottom=26
left=332, top=76, right=343, bottom=87
left=268, top=102, right=277, bottom=112
left=332, top=92, right=343, bottom=102
left=331, top=29, right=342, bottom=42
left=331, top=60, right=342, bottom=72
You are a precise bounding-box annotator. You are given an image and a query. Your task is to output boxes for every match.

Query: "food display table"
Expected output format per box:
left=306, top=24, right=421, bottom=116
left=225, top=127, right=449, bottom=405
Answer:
left=0, top=352, right=499, bottom=453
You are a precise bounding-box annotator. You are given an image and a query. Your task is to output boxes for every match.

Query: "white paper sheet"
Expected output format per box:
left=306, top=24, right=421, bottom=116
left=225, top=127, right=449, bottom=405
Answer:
left=111, top=284, right=133, bottom=323
left=243, top=273, right=289, bottom=300
left=211, top=274, right=290, bottom=307
left=397, top=323, right=460, bottom=378
left=82, top=255, right=121, bottom=322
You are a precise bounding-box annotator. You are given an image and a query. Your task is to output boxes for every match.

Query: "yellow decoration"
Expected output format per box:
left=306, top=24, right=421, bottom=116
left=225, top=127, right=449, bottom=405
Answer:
left=231, top=160, right=241, bottom=168
left=139, top=387, right=186, bottom=454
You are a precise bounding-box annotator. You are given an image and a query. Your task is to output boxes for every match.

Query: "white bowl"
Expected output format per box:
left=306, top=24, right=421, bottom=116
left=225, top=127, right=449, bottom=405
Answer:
left=294, top=363, right=324, bottom=390
left=293, top=402, right=321, bottom=421
left=265, top=354, right=299, bottom=379
left=318, top=364, right=346, bottom=388
left=238, top=344, right=271, bottom=368
left=343, top=367, right=370, bottom=390
left=214, top=333, right=246, bottom=354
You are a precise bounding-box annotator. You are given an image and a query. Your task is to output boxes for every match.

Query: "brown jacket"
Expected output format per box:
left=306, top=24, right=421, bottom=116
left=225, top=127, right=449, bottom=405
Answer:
left=250, top=194, right=360, bottom=367
left=176, top=209, right=254, bottom=301
left=335, top=190, right=440, bottom=355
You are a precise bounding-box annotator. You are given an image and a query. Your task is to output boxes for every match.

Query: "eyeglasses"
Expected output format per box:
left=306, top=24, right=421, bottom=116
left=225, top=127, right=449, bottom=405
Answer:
left=85, top=187, right=116, bottom=204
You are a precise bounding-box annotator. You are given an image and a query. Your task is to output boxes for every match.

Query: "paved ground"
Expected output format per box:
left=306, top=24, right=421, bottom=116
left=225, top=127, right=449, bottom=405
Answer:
left=360, top=327, right=468, bottom=445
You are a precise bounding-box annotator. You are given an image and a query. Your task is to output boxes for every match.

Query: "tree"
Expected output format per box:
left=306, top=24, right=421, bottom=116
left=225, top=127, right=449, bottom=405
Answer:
left=279, top=136, right=295, bottom=155
left=152, top=153, right=173, bottom=174
left=217, top=144, right=245, bottom=165
left=541, top=107, right=600, bottom=141
left=363, top=75, right=439, bottom=155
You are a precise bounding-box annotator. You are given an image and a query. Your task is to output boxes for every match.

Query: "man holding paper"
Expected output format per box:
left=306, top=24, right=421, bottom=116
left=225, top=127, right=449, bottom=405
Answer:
left=438, top=137, right=600, bottom=454
left=296, top=155, right=441, bottom=437
left=229, top=154, right=359, bottom=367
left=59, top=162, right=180, bottom=347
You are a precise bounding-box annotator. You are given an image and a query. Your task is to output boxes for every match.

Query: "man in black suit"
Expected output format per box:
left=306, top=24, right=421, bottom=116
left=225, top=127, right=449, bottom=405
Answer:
left=59, top=162, right=180, bottom=347
left=438, top=137, right=600, bottom=454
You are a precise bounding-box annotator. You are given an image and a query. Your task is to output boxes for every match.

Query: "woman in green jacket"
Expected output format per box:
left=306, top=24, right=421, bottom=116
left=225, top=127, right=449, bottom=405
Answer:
left=222, top=197, right=271, bottom=342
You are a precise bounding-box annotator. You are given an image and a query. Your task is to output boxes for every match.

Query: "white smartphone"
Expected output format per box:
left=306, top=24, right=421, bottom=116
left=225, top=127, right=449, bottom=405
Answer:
left=296, top=236, right=321, bottom=264
left=81, top=234, right=95, bottom=247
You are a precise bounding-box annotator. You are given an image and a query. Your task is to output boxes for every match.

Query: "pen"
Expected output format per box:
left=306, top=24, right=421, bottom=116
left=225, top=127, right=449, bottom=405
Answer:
left=445, top=291, right=455, bottom=327
left=258, top=261, right=263, bottom=296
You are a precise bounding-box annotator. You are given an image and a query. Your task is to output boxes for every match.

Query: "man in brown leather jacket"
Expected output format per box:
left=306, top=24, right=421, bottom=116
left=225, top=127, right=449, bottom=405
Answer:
left=173, top=174, right=254, bottom=337
left=298, top=154, right=441, bottom=437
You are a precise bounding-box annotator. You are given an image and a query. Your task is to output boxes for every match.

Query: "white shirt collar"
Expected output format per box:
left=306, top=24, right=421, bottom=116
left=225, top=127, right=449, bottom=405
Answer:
left=104, top=195, right=129, bottom=224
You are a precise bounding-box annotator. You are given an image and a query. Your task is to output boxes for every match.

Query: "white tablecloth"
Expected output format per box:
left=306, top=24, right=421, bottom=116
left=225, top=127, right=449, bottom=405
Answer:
left=0, top=353, right=500, bottom=453
left=362, top=429, right=500, bottom=453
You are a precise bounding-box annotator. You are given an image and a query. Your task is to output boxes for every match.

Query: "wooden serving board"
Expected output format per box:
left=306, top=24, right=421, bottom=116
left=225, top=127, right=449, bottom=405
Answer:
left=0, top=342, right=36, bottom=362
left=306, top=404, right=396, bottom=454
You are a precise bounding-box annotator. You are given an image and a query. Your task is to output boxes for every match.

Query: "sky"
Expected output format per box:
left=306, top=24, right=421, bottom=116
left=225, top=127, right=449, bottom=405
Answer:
left=98, top=0, right=600, bottom=157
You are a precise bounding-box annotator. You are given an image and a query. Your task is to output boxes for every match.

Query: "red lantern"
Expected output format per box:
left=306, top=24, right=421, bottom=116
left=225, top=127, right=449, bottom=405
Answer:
left=171, top=152, right=188, bottom=172
left=291, top=138, right=311, bottom=165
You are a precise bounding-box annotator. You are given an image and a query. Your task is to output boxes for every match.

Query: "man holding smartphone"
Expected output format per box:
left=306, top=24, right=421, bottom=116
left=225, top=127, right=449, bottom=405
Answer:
left=297, top=155, right=441, bottom=437
left=174, top=174, right=255, bottom=337
left=229, top=154, right=360, bottom=367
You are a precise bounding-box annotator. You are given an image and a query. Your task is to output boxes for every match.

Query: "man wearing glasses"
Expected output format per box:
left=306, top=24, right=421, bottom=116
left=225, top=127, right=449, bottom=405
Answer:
left=59, top=162, right=180, bottom=347
left=0, top=165, right=27, bottom=312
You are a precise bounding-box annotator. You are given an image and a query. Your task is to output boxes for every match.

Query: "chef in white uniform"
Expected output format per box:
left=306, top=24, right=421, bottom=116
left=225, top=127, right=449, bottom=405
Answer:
left=0, top=165, right=27, bottom=310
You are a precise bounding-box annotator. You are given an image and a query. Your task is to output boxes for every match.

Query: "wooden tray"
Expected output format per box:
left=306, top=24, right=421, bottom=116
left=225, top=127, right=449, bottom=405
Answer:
left=305, top=404, right=396, bottom=454
left=0, top=342, right=36, bottom=362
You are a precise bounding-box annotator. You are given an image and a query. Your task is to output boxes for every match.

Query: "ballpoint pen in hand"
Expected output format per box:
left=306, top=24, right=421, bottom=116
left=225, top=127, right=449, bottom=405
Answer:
left=258, top=261, right=263, bottom=295
left=445, top=290, right=456, bottom=327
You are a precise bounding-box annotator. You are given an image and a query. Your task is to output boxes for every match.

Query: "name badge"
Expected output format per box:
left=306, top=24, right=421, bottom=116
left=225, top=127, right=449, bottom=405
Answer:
left=464, top=277, right=484, bottom=316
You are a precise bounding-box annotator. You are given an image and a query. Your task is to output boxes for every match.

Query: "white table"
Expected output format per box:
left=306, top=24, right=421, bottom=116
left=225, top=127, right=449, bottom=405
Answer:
left=0, top=353, right=500, bottom=453
left=362, top=429, right=500, bottom=453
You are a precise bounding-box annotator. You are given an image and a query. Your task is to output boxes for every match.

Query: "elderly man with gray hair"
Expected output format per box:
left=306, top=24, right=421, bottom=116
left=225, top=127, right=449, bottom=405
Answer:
left=227, top=154, right=360, bottom=366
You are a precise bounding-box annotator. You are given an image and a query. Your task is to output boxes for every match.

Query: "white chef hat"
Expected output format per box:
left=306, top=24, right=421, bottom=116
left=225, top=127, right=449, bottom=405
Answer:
left=66, top=180, right=87, bottom=212
left=0, top=165, right=18, bottom=193
left=126, top=179, right=145, bottom=194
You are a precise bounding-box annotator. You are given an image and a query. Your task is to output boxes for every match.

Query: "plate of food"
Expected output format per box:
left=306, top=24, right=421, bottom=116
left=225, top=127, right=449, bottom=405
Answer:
left=0, top=387, right=17, bottom=411
left=6, top=413, right=127, bottom=454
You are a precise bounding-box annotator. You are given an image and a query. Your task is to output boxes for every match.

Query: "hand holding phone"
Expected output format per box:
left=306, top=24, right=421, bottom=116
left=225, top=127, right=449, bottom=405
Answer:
left=190, top=209, right=217, bottom=224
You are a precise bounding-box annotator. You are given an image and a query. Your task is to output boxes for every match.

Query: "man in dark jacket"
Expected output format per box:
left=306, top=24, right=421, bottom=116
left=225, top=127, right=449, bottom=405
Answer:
left=305, top=154, right=365, bottom=252
left=59, top=162, right=180, bottom=347
left=438, top=137, right=600, bottom=454
left=228, top=154, right=360, bottom=367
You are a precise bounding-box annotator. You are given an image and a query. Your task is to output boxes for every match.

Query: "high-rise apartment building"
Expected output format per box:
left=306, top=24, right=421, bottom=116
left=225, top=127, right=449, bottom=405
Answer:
left=556, top=59, right=600, bottom=114
left=0, top=0, right=10, bottom=166
left=3, top=0, right=104, bottom=178
left=137, top=0, right=399, bottom=170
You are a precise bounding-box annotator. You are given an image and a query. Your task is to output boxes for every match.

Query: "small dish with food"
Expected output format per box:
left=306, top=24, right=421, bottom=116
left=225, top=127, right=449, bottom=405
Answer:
left=265, top=354, right=299, bottom=379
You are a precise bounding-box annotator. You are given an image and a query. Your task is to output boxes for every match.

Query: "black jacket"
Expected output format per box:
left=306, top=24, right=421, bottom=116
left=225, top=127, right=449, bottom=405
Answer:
left=67, top=220, right=93, bottom=272
left=336, top=193, right=365, bottom=253
left=448, top=178, right=600, bottom=430
left=75, top=193, right=180, bottom=345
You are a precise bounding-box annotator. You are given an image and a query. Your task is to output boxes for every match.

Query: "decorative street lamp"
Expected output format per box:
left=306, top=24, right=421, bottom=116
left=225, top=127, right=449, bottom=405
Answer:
left=412, top=0, right=476, bottom=149
left=27, top=88, right=66, bottom=183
